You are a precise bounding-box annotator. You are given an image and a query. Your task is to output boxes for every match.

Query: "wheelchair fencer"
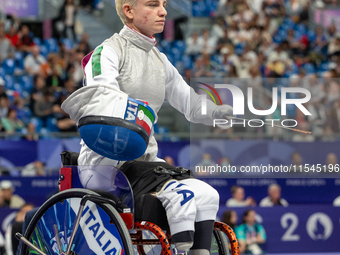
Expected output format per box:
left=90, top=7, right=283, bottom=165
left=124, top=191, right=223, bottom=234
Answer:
left=16, top=87, right=240, bottom=255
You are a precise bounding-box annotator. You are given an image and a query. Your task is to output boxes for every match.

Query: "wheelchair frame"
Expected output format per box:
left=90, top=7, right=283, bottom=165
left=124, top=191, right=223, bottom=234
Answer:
left=18, top=165, right=240, bottom=255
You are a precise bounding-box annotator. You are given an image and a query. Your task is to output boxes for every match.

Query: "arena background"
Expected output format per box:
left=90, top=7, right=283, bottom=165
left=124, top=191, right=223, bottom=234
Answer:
left=0, top=0, right=340, bottom=254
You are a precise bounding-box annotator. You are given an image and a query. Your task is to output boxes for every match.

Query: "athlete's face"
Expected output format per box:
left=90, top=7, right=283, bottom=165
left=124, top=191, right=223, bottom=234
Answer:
left=124, top=0, right=167, bottom=37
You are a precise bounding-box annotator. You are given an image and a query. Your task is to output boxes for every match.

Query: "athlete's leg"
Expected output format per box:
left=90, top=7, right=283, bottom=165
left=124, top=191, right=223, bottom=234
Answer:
left=178, top=178, right=219, bottom=255
left=156, top=180, right=196, bottom=251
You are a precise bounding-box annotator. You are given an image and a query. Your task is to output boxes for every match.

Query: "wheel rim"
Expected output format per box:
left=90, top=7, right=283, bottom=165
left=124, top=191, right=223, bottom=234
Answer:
left=25, top=196, right=128, bottom=255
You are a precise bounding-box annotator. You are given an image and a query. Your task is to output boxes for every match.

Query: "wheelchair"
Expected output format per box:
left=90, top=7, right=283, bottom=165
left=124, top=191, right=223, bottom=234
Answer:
left=17, top=153, right=239, bottom=255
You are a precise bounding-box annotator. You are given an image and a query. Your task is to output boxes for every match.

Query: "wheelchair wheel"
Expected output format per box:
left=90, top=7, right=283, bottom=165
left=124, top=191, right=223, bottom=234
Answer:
left=20, top=188, right=134, bottom=255
left=211, top=229, right=230, bottom=255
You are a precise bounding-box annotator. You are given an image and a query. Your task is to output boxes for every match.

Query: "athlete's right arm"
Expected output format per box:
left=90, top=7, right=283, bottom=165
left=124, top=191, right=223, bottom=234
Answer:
left=83, top=45, right=121, bottom=90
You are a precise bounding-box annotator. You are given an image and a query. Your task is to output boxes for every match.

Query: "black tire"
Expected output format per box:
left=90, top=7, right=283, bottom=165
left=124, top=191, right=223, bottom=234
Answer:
left=21, top=188, right=134, bottom=255
left=212, top=229, right=230, bottom=255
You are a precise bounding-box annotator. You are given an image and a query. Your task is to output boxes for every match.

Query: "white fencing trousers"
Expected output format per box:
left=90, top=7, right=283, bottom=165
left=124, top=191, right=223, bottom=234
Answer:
left=156, top=179, right=219, bottom=236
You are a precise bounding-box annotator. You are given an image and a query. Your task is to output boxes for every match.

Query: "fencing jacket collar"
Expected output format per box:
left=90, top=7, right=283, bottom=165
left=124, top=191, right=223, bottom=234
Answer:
left=120, top=25, right=156, bottom=52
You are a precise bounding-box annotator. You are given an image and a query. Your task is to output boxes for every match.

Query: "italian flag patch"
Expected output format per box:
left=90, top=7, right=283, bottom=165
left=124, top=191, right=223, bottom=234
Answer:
left=136, top=105, right=154, bottom=135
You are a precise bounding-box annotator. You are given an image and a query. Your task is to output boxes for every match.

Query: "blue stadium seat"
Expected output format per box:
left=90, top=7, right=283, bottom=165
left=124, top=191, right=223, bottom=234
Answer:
left=318, top=62, right=329, bottom=72
left=2, top=59, right=16, bottom=75
left=17, top=75, right=34, bottom=91
left=33, top=37, right=42, bottom=46
left=4, top=75, right=15, bottom=89
left=278, top=30, right=287, bottom=38
left=30, top=117, right=44, bottom=133
left=15, top=52, right=24, bottom=69
left=290, top=64, right=299, bottom=74
left=173, top=40, right=186, bottom=53
left=60, top=38, right=73, bottom=50
left=294, top=31, right=302, bottom=40
left=13, top=83, right=24, bottom=96
left=160, top=40, right=171, bottom=54
left=0, top=67, right=5, bottom=78
left=182, top=55, right=193, bottom=69
left=171, top=48, right=182, bottom=61
left=283, top=18, right=295, bottom=28
left=192, top=1, right=206, bottom=16
left=39, top=45, right=49, bottom=57
left=295, top=24, right=307, bottom=34
left=46, top=117, right=59, bottom=132
left=303, top=63, right=316, bottom=74
left=307, top=30, right=317, bottom=42
left=44, top=38, right=59, bottom=53
left=273, top=35, right=283, bottom=43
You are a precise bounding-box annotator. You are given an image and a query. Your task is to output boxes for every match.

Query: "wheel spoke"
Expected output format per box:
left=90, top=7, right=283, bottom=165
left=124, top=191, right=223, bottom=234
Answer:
left=16, top=233, right=47, bottom=255
left=53, top=224, right=63, bottom=253
left=65, top=204, right=85, bottom=255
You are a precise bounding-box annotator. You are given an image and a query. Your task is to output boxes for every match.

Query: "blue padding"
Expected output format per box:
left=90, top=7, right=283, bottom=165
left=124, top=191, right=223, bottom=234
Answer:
left=79, top=124, right=147, bottom=161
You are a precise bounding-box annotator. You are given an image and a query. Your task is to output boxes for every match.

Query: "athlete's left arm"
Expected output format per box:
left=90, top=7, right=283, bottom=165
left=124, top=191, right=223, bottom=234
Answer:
left=161, top=53, right=232, bottom=128
left=161, top=53, right=217, bottom=125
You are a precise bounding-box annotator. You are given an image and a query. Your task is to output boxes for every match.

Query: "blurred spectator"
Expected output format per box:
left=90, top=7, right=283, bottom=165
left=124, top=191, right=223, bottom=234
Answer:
left=326, top=152, right=338, bottom=166
left=193, top=55, right=214, bottom=77
left=201, top=29, right=217, bottom=54
left=5, top=203, right=35, bottom=255
left=17, top=25, right=35, bottom=53
left=218, top=157, right=231, bottom=168
left=0, top=93, right=10, bottom=118
left=1, top=108, right=24, bottom=134
left=78, top=33, right=92, bottom=54
left=211, top=17, right=226, bottom=41
left=236, top=209, right=266, bottom=255
left=59, top=0, right=78, bottom=42
left=0, top=180, right=25, bottom=208
left=24, top=45, right=47, bottom=76
left=164, top=156, right=175, bottom=166
left=12, top=97, right=32, bottom=125
left=291, top=152, right=303, bottom=167
left=221, top=210, right=238, bottom=230
left=33, top=89, right=56, bottom=122
left=328, top=34, right=340, bottom=57
left=311, top=26, right=328, bottom=54
left=5, top=25, right=20, bottom=49
left=259, top=184, right=289, bottom=207
left=198, top=153, right=215, bottom=167
left=21, top=160, right=45, bottom=176
left=285, top=0, right=303, bottom=18
left=29, top=75, right=46, bottom=112
left=183, top=68, right=193, bottom=84
left=326, top=23, right=337, bottom=41
left=185, top=31, right=203, bottom=57
left=226, top=185, right=256, bottom=207
left=22, top=122, right=39, bottom=141
left=0, top=25, right=15, bottom=62
left=53, top=90, right=77, bottom=132
left=217, top=29, right=232, bottom=54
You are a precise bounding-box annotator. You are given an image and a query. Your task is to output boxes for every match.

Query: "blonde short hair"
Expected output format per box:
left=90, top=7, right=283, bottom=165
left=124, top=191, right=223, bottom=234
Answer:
left=115, top=0, right=139, bottom=24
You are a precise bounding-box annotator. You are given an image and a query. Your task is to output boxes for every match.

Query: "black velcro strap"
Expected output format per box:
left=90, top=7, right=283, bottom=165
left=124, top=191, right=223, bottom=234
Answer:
left=78, top=115, right=149, bottom=145
left=60, top=151, right=80, bottom=165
